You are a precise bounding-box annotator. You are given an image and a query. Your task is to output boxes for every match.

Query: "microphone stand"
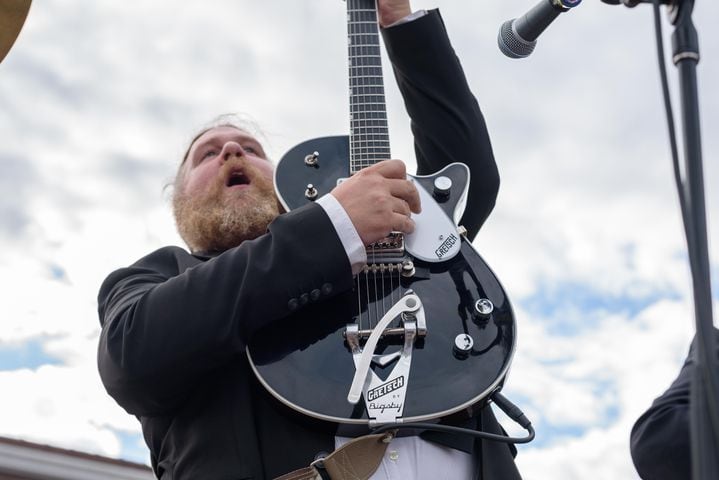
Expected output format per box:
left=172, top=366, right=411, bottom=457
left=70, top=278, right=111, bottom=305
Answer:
left=604, top=0, right=717, bottom=476
left=621, top=0, right=719, bottom=477
left=668, top=1, right=719, bottom=478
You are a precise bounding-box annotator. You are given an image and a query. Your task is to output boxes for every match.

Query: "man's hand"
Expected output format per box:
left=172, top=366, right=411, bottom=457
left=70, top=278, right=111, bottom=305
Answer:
left=377, top=0, right=412, bottom=28
left=331, top=160, right=421, bottom=246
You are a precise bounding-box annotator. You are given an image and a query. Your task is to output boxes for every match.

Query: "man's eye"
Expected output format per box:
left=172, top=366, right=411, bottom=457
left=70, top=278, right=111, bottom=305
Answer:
left=201, top=150, right=217, bottom=160
left=243, top=145, right=257, bottom=155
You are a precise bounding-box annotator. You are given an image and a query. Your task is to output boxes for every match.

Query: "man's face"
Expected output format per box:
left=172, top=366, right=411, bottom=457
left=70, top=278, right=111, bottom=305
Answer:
left=172, top=126, right=281, bottom=253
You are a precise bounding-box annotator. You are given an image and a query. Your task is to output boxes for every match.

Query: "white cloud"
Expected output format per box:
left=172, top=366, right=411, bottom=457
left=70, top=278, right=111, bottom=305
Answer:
left=0, top=1, right=717, bottom=479
left=0, top=364, right=140, bottom=457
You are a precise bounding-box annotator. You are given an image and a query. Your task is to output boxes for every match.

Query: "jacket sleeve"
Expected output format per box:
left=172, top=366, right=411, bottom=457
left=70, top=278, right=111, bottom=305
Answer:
left=382, top=9, right=500, bottom=241
left=630, top=328, right=719, bottom=479
left=97, top=203, right=354, bottom=416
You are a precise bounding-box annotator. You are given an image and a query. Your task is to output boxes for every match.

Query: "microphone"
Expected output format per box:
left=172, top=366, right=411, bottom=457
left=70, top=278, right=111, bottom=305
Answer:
left=498, top=0, right=582, bottom=59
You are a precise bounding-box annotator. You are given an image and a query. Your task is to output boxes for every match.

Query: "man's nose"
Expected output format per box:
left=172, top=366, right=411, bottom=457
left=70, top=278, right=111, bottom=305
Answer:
left=220, top=141, right=245, bottom=162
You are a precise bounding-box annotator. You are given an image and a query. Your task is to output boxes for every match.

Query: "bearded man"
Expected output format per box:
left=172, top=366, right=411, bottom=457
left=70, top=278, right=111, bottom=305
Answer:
left=97, top=2, right=519, bottom=479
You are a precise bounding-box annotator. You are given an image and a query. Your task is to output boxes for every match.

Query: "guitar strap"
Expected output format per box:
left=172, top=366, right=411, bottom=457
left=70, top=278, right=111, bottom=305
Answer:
left=274, top=431, right=396, bottom=480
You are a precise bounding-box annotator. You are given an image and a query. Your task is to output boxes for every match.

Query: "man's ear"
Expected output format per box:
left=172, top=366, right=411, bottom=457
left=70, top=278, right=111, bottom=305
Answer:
left=0, top=0, right=32, bottom=64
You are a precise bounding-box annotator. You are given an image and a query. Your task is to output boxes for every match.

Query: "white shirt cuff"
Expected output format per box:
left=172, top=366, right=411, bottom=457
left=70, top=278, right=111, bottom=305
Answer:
left=317, top=194, right=367, bottom=276
left=385, top=10, right=427, bottom=28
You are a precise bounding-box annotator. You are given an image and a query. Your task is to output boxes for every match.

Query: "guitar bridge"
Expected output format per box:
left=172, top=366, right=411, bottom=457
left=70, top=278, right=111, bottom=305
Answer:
left=344, top=310, right=427, bottom=343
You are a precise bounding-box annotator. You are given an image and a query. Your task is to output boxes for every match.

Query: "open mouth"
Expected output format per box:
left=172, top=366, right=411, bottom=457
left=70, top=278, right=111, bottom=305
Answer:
left=226, top=170, right=250, bottom=188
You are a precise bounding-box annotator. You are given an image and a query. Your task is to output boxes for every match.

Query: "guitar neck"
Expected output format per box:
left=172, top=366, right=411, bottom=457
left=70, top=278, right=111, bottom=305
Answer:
left=347, top=0, right=391, bottom=175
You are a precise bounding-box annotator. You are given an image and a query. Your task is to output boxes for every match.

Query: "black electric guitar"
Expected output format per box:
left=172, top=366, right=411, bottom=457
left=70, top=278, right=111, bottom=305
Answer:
left=247, top=0, right=515, bottom=426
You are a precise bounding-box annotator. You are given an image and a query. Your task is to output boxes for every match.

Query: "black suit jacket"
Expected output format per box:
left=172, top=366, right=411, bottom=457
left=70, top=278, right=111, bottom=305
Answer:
left=630, top=328, right=719, bottom=479
left=98, top=10, right=517, bottom=479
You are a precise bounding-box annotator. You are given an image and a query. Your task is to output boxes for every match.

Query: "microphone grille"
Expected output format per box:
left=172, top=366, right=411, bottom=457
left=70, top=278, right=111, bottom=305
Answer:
left=497, top=20, right=536, bottom=59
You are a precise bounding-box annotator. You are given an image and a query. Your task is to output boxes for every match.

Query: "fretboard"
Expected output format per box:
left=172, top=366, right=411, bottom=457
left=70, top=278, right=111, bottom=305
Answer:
left=347, top=0, right=391, bottom=175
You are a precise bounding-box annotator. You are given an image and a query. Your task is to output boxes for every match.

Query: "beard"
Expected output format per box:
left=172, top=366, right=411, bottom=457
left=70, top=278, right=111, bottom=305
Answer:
left=172, top=160, right=281, bottom=253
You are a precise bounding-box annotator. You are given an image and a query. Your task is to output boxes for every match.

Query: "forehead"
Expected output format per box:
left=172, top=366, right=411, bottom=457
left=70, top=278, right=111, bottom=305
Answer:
left=190, top=126, right=259, bottom=152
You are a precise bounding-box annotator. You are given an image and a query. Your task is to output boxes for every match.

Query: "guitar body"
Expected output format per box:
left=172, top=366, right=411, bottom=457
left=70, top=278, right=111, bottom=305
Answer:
left=248, top=136, right=516, bottom=424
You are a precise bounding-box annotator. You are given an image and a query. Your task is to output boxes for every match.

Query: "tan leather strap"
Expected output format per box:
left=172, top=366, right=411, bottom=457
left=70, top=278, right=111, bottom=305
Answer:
left=322, top=432, right=394, bottom=480
left=275, top=431, right=396, bottom=480
left=274, top=466, right=322, bottom=480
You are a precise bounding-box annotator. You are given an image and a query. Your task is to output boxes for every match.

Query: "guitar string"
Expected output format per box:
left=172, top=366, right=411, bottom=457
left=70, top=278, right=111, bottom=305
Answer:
left=356, top=272, right=362, bottom=331
left=372, top=248, right=379, bottom=329
left=365, top=249, right=371, bottom=330
left=381, top=262, right=386, bottom=328
left=389, top=262, right=394, bottom=315
left=349, top=0, right=392, bottom=334
left=398, top=257, right=403, bottom=299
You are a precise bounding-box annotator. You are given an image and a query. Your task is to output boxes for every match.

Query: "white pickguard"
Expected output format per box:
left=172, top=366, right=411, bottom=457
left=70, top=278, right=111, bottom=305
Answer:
left=404, top=166, right=468, bottom=263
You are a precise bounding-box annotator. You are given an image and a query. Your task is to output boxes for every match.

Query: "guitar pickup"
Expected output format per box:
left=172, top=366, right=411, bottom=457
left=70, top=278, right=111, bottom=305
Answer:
left=366, top=232, right=405, bottom=256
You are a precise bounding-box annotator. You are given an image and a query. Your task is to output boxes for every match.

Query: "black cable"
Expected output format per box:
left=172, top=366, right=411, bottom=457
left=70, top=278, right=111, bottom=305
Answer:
left=372, top=421, right=536, bottom=444
left=651, top=0, right=689, bottom=234
left=371, top=392, right=535, bottom=444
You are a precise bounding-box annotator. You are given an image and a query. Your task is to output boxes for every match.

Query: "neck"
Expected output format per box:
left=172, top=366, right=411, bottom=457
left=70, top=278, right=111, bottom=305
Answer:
left=347, top=0, right=391, bottom=174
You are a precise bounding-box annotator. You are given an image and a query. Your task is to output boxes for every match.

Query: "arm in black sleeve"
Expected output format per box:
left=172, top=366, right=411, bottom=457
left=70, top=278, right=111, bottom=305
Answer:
left=630, top=327, right=719, bottom=479
left=97, top=203, right=354, bottom=416
left=382, top=9, right=500, bottom=240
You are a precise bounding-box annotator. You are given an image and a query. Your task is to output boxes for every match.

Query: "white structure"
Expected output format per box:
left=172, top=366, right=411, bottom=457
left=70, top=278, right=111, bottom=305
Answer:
left=0, top=437, right=154, bottom=480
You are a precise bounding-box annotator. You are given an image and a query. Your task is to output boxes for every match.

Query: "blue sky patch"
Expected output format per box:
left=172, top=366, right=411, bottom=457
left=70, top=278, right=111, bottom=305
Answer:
left=517, top=402, right=619, bottom=450
left=0, top=338, right=63, bottom=371
left=48, top=263, right=68, bottom=282
left=114, top=429, right=150, bottom=466
left=520, top=282, right=680, bottom=336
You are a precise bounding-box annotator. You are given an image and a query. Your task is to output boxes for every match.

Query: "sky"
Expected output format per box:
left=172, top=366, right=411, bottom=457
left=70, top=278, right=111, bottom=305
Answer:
left=0, top=0, right=717, bottom=478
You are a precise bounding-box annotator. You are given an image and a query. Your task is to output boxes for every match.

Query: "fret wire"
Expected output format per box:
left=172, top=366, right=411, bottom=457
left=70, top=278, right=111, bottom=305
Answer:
left=350, top=86, right=385, bottom=92
left=350, top=99, right=386, bottom=104
left=350, top=116, right=386, bottom=121
left=350, top=117, right=387, bottom=121
left=349, top=69, right=383, bottom=74
left=350, top=126, right=389, bottom=130
left=350, top=96, right=386, bottom=100
left=348, top=34, right=380, bottom=39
